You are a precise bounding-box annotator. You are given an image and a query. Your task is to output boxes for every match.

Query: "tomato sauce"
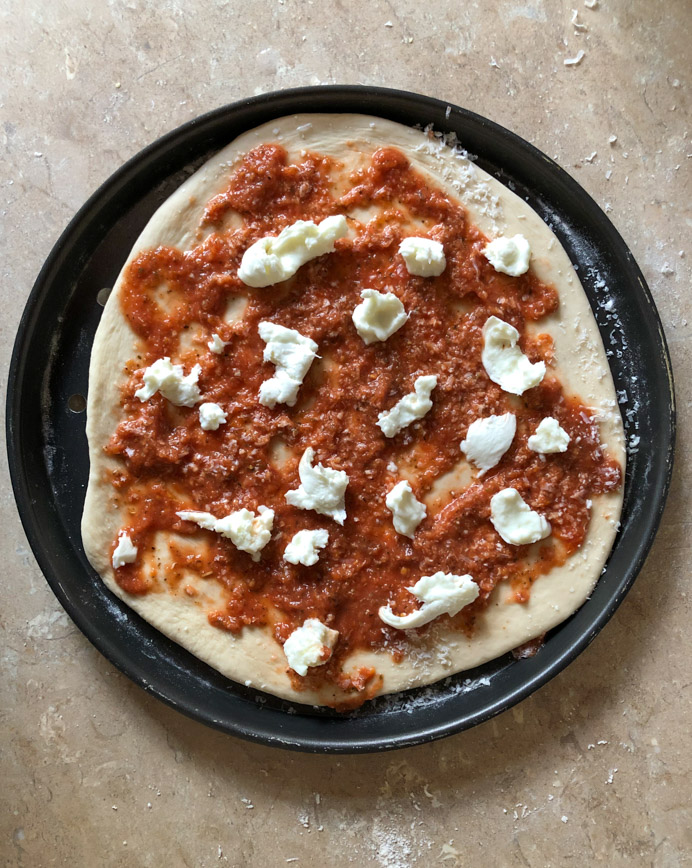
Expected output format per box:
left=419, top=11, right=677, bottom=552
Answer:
left=106, top=143, right=621, bottom=698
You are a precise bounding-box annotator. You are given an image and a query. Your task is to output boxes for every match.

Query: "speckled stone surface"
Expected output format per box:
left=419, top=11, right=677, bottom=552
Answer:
left=2, top=1, right=690, bottom=866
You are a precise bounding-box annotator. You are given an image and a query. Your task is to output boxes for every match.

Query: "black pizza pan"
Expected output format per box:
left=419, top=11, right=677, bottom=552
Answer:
left=6, top=86, right=675, bottom=753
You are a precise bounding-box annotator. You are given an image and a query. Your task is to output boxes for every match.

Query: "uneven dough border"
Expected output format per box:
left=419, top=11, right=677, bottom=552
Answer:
left=82, top=114, right=625, bottom=706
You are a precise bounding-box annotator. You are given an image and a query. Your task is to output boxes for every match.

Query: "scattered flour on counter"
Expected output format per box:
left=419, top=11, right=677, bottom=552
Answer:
left=564, top=50, right=585, bottom=66
left=571, top=9, right=588, bottom=30
left=511, top=802, right=541, bottom=821
left=27, top=609, right=72, bottom=640
left=371, top=814, right=433, bottom=868
left=423, top=784, right=442, bottom=808
left=439, top=842, right=461, bottom=862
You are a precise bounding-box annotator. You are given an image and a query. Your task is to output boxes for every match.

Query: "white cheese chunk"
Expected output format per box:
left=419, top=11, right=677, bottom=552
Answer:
left=483, top=234, right=531, bottom=276
left=177, top=506, right=274, bottom=561
left=208, top=333, right=229, bottom=354
left=352, top=289, right=408, bottom=345
left=258, top=321, right=318, bottom=408
left=283, top=618, right=339, bottom=676
left=385, top=480, right=426, bottom=538
left=283, top=528, right=329, bottom=566
left=285, top=448, right=349, bottom=525
left=399, top=237, right=446, bottom=277
left=379, top=572, right=479, bottom=630
left=377, top=375, right=437, bottom=438
left=112, top=532, right=137, bottom=569
left=481, top=316, right=545, bottom=395
left=460, top=413, right=516, bottom=475
left=238, top=215, right=348, bottom=288
left=198, top=402, right=227, bottom=431
left=490, top=488, right=551, bottom=545
left=134, top=357, right=202, bottom=407
left=528, top=417, right=571, bottom=453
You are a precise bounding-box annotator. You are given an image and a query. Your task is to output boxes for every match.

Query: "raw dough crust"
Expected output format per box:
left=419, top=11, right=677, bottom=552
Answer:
left=82, top=114, right=625, bottom=706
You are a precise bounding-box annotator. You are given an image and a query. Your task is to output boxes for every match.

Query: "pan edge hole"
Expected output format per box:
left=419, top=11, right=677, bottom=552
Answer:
left=97, top=287, right=112, bottom=306
left=68, top=394, right=86, bottom=413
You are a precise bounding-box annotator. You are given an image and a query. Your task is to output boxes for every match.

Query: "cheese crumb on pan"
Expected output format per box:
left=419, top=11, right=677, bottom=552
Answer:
left=490, top=488, right=551, bottom=545
left=238, top=215, right=348, bottom=287
left=379, top=572, right=479, bottom=630
left=482, top=316, right=545, bottom=395
left=283, top=618, right=339, bottom=676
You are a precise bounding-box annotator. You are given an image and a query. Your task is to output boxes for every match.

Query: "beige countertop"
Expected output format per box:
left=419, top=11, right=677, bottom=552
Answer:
left=1, top=1, right=690, bottom=865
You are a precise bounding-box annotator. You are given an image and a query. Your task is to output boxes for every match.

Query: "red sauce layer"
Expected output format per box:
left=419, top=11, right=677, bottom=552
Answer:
left=106, top=143, right=621, bottom=700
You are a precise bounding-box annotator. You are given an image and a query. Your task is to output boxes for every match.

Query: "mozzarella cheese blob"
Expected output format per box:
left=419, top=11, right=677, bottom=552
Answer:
left=528, top=417, right=571, bottom=454
left=460, top=413, right=516, bottom=475
left=134, top=357, right=202, bottom=407
left=481, top=316, right=545, bottom=395
left=198, top=402, right=227, bottom=431
left=112, top=532, right=137, bottom=569
left=283, top=528, right=329, bottom=566
left=385, top=480, right=426, bottom=538
left=285, top=447, right=349, bottom=525
left=490, top=488, right=551, bottom=545
left=352, top=289, right=408, bottom=345
left=283, top=618, right=339, bottom=676
left=208, top=333, right=229, bottom=354
left=177, top=506, right=274, bottom=561
left=483, top=234, right=531, bottom=276
left=379, top=572, right=479, bottom=630
left=258, top=321, right=318, bottom=408
left=399, top=236, right=446, bottom=277
left=377, top=375, right=437, bottom=438
left=238, top=215, right=349, bottom=288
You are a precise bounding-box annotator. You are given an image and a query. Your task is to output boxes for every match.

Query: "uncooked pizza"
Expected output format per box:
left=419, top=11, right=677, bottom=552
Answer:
left=82, top=114, right=624, bottom=709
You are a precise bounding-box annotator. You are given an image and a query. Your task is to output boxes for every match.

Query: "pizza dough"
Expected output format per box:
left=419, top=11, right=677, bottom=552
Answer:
left=82, top=114, right=625, bottom=707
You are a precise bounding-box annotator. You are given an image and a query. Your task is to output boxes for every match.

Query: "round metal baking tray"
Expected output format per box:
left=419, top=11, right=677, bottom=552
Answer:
left=6, top=86, right=675, bottom=753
